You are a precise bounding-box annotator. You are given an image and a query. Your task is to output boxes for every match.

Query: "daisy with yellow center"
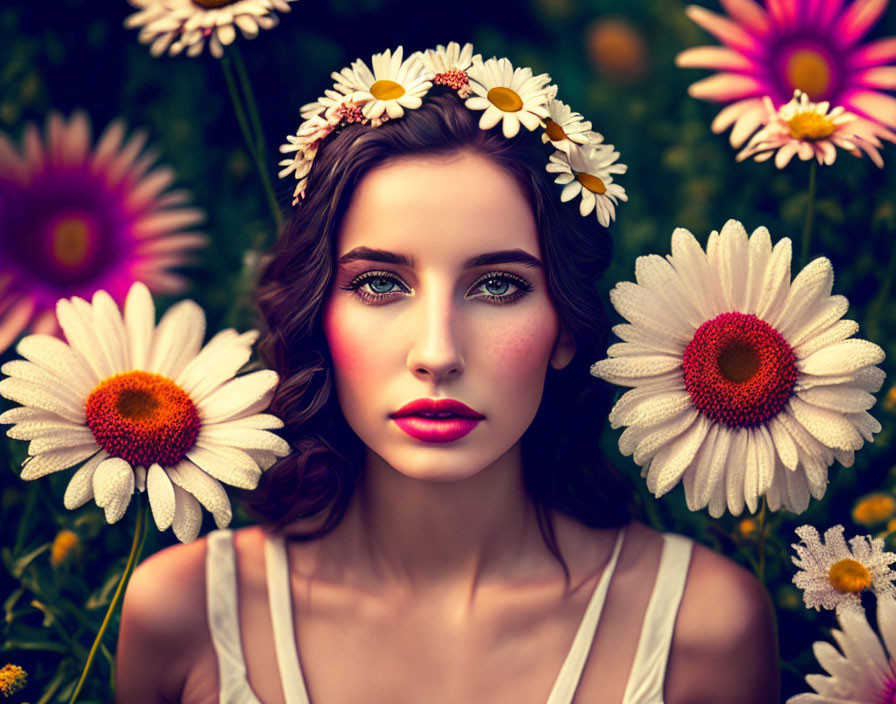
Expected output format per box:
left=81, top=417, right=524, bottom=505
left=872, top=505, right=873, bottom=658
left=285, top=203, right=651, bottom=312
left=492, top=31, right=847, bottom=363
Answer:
left=125, top=0, right=296, bottom=58
left=546, top=145, right=627, bottom=227
left=415, top=42, right=479, bottom=98
left=737, top=90, right=890, bottom=168
left=541, top=99, right=603, bottom=154
left=0, top=282, right=290, bottom=543
left=343, top=47, right=432, bottom=122
left=465, top=57, right=556, bottom=139
left=792, top=524, right=896, bottom=614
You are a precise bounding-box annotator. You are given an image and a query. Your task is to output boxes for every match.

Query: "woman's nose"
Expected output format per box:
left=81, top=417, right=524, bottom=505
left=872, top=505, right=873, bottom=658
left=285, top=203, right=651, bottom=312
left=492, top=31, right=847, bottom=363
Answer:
left=405, top=294, right=464, bottom=382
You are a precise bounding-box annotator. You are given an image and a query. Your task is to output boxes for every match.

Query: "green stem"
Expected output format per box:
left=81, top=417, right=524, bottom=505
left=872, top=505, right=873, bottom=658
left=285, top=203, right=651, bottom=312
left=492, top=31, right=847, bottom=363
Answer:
left=757, top=497, right=768, bottom=585
left=68, top=500, right=146, bottom=704
left=221, top=54, right=283, bottom=235
left=801, top=160, right=817, bottom=266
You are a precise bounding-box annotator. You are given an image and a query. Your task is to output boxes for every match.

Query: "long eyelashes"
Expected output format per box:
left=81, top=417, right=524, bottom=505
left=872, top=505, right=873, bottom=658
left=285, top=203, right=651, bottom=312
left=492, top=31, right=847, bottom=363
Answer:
left=340, top=270, right=534, bottom=305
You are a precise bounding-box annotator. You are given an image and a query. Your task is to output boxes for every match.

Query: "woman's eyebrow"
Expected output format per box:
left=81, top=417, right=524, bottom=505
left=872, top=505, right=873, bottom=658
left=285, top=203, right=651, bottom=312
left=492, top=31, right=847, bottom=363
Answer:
left=336, top=248, right=543, bottom=269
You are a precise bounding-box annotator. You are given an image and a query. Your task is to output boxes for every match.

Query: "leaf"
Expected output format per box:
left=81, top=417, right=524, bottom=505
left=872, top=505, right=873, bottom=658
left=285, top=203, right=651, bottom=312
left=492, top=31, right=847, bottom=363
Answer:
left=8, top=542, right=51, bottom=578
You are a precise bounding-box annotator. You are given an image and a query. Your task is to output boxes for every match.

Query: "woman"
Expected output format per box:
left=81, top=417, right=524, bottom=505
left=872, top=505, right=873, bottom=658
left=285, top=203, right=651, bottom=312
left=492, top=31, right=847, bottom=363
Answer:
left=115, top=46, right=779, bottom=703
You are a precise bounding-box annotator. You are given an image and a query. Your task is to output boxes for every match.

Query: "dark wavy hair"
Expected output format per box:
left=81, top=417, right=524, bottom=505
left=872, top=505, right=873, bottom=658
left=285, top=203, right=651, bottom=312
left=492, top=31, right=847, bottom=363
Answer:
left=240, top=89, right=634, bottom=572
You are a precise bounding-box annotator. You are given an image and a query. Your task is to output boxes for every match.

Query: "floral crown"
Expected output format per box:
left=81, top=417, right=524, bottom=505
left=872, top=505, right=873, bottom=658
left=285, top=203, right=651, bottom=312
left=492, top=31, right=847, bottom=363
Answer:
left=277, top=42, right=627, bottom=227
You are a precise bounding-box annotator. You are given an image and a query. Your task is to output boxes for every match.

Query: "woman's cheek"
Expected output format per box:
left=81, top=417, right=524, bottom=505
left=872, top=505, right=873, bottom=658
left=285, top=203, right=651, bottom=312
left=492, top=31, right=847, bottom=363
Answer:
left=482, top=311, right=559, bottom=382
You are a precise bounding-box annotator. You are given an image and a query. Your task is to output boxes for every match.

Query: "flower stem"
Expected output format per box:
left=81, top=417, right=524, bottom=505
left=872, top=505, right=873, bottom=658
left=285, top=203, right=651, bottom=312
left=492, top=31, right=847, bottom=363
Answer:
left=801, top=160, right=817, bottom=266
left=757, top=497, right=768, bottom=585
left=221, top=54, right=284, bottom=235
left=68, top=500, right=147, bottom=704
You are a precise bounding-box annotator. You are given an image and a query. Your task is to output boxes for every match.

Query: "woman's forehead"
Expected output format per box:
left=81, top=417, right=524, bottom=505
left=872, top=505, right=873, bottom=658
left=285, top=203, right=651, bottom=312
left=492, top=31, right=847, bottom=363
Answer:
left=336, top=151, right=540, bottom=260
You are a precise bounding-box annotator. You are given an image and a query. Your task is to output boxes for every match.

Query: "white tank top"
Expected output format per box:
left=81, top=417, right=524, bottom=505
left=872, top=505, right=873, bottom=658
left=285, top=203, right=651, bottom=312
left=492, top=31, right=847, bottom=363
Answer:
left=205, top=526, right=693, bottom=704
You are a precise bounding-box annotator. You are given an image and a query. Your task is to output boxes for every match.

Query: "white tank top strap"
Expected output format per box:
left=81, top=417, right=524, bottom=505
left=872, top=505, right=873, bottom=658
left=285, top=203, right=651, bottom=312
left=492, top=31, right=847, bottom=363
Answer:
left=265, top=532, right=313, bottom=704
left=621, top=532, right=694, bottom=704
left=205, top=529, right=263, bottom=704
left=545, top=525, right=627, bottom=704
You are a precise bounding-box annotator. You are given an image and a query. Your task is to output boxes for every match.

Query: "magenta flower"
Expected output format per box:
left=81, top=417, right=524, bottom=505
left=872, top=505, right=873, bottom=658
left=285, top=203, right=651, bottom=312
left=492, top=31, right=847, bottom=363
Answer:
left=0, top=112, right=207, bottom=354
left=677, top=0, right=896, bottom=147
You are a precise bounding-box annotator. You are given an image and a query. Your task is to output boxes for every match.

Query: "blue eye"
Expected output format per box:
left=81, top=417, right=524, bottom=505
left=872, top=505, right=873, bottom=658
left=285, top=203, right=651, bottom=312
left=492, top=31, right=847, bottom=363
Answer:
left=367, top=276, right=399, bottom=294
left=469, top=272, right=533, bottom=304
left=343, top=270, right=409, bottom=303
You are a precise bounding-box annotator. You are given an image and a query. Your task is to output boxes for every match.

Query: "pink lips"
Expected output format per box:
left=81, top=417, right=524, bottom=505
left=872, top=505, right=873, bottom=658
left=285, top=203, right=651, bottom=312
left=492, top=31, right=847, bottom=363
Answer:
left=390, top=398, right=485, bottom=443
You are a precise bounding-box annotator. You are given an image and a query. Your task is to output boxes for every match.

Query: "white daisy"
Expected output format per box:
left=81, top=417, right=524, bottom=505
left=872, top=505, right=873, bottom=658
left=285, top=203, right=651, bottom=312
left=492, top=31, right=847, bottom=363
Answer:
left=546, top=145, right=627, bottom=226
left=416, top=42, right=479, bottom=98
left=590, top=221, right=886, bottom=517
left=124, top=0, right=297, bottom=59
left=0, top=282, right=290, bottom=543
left=792, top=525, right=896, bottom=614
left=542, top=99, right=603, bottom=154
left=465, top=57, right=555, bottom=138
left=343, top=47, right=432, bottom=122
left=737, top=90, right=889, bottom=169
left=788, top=596, right=896, bottom=703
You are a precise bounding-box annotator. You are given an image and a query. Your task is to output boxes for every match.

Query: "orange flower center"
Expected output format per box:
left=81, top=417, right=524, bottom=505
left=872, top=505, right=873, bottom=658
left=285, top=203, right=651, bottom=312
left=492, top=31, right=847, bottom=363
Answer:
left=85, top=371, right=201, bottom=467
left=370, top=80, right=406, bottom=101
left=544, top=119, right=568, bottom=142
left=575, top=172, right=607, bottom=194
left=785, top=49, right=832, bottom=101
left=488, top=87, right=523, bottom=112
left=50, top=215, right=92, bottom=267
left=828, top=558, right=872, bottom=594
left=787, top=111, right=837, bottom=141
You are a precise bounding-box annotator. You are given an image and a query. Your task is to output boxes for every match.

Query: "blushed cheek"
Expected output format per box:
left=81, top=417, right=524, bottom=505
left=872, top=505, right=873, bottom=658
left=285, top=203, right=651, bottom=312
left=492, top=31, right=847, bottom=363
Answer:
left=485, top=312, right=559, bottom=385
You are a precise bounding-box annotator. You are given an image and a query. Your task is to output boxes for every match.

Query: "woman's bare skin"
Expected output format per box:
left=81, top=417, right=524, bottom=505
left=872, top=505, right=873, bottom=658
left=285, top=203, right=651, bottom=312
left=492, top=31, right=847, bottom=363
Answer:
left=116, top=515, right=778, bottom=704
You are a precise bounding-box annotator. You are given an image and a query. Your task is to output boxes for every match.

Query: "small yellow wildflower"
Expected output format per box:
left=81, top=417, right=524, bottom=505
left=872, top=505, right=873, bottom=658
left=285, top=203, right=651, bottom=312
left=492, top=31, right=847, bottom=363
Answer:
left=0, top=663, right=27, bottom=697
left=852, top=493, right=896, bottom=527
left=887, top=518, right=896, bottom=534
left=737, top=517, right=759, bottom=540
left=885, top=383, right=896, bottom=413
left=50, top=529, right=80, bottom=567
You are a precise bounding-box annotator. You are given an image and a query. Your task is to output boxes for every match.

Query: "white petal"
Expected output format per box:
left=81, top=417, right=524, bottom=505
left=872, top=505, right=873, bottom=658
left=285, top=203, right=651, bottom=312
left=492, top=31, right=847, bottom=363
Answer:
left=56, top=298, right=113, bottom=381
left=176, top=331, right=255, bottom=402
left=0, top=377, right=85, bottom=424
left=725, top=428, right=749, bottom=515
left=92, top=457, right=135, bottom=524
left=754, top=238, right=793, bottom=323
left=631, top=408, right=698, bottom=466
left=147, top=300, right=206, bottom=380
left=198, top=426, right=290, bottom=456
left=63, top=451, right=109, bottom=509
left=772, top=257, right=834, bottom=335
left=768, top=415, right=799, bottom=471
left=147, top=463, right=176, bottom=531
left=171, top=485, right=202, bottom=543
left=796, top=385, right=877, bottom=413
left=793, top=320, right=859, bottom=359
left=185, top=444, right=261, bottom=489
left=15, top=334, right=97, bottom=397
left=28, top=427, right=96, bottom=454
left=0, top=361, right=85, bottom=408
left=169, top=459, right=232, bottom=528
left=20, top=445, right=99, bottom=480
left=717, top=220, right=750, bottom=312
left=90, top=290, right=129, bottom=374
left=124, top=282, right=155, bottom=370
left=799, top=339, right=885, bottom=377
left=589, top=354, right=682, bottom=383
left=196, top=370, right=279, bottom=424
left=789, top=396, right=864, bottom=451
left=646, top=414, right=710, bottom=497
left=696, top=425, right=733, bottom=508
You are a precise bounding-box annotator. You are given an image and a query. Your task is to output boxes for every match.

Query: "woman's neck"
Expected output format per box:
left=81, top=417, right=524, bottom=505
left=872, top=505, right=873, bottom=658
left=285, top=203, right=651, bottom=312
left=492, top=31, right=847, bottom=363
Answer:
left=327, top=442, right=555, bottom=593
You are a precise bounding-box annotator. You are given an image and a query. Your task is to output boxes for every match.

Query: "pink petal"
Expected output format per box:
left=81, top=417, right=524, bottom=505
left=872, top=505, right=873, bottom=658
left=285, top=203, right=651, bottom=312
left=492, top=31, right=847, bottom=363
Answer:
left=688, top=72, right=764, bottom=101
left=849, top=37, right=896, bottom=68
left=816, top=0, right=846, bottom=28
left=676, top=46, right=757, bottom=71
left=0, top=296, right=36, bottom=354
left=765, top=0, right=798, bottom=27
left=711, top=96, right=764, bottom=132
left=842, top=89, right=896, bottom=127
left=854, top=66, right=896, bottom=90
left=685, top=6, right=762, bottom=55
left=719, top=0, right=771, bottom=35
left=728, top=101, right=769, bottom=146
left=774, top=141, right=800, bottom=168
left=29, top=308, right=59, bottom=337
left=835, top=0, right=888, bottom=45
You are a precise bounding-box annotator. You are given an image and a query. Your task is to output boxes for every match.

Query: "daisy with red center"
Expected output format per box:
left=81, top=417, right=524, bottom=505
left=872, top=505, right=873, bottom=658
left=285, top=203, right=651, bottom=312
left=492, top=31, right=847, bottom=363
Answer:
left=0, top=282, right=290, bottom=543
left=788, top=596, right=896, bottom=703
left=677, top=0, right=896, bottom=148
left=591, top=220, right=885, bottom=517
left=0, top=111, right=206, bottom=355
left=738, top=89, right=889, bottom=167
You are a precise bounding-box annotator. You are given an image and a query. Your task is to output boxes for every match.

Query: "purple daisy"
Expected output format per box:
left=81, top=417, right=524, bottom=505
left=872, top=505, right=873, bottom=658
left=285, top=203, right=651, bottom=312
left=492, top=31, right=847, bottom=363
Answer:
left=677, top=0, right=896, bottom=147
left=0, top=111, right=207, bottom=354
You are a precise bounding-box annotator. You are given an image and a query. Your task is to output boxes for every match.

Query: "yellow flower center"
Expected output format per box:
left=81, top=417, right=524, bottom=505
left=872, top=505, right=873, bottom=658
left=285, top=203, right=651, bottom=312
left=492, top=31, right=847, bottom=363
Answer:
left=544, top=118, right=568, bottom=142
left=828, top=558, right=872, bottom=594
left=85, top=371, right=201, bottom=467
left=853, top=494, right=896, bottom=526
left=787, top=111, right=837, bottom=141
left=50, top=215, right=92, bottom=267
left=370, top=80, right=406, bottom=101
left=50, top=529, right=80, bottom=567
left=785, top=49, right=832, bottom=100
left=487, top=87, right=524, bottom=112
left=192, top=0, right=236, bottom=7
left=575, top=172, right=607, bottom=194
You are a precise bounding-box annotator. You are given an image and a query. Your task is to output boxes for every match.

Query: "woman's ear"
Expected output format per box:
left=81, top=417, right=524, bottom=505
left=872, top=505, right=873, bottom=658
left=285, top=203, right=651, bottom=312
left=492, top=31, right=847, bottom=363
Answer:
left=550, top=327, right=576, bottom=370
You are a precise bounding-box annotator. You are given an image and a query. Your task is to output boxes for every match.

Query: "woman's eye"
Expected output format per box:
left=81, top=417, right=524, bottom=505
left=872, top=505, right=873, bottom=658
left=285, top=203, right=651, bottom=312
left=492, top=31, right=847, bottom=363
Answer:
left=367, top=276, right=400, bottom=294
left=342, top=271, right=409, bottom=302
left=469, top=273, right=532, bottom=303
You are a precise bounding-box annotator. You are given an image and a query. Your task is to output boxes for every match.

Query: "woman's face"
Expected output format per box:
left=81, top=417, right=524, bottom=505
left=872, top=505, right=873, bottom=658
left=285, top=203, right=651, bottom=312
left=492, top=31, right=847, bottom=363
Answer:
left=323, top=151, right=574, bottom=482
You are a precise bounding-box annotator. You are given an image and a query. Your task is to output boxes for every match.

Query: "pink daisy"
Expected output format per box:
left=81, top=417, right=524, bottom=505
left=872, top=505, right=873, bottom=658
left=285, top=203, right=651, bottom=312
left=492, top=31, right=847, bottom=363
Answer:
left=677, top=0, right=896, bottom=147
left=0, top=112, right=206, bottom=354
left=737, top=89, right=888, bottom=167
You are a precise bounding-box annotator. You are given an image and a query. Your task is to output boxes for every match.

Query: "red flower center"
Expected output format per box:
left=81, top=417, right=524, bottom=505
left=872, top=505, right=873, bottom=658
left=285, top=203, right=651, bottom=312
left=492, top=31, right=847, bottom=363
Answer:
left=682, top=312, right=797, bottom=428
left=85, top=370, right=201, bottom=467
